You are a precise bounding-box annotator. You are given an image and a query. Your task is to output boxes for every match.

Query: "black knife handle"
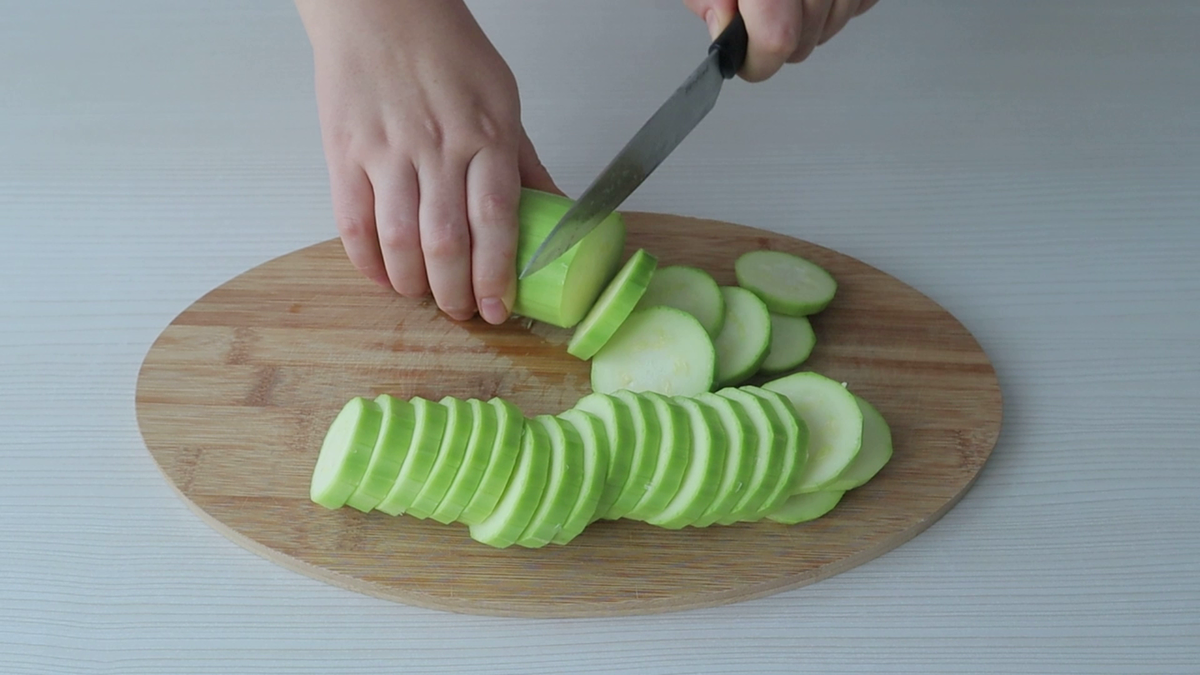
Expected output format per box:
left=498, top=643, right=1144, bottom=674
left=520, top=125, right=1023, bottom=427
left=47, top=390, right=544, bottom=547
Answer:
left=709, top=11, right=748, bottom=79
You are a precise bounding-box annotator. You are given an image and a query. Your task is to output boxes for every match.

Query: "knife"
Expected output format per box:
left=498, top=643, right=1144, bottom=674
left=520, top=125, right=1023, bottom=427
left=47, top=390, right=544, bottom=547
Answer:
left=518, top=12, right=749, bottom=279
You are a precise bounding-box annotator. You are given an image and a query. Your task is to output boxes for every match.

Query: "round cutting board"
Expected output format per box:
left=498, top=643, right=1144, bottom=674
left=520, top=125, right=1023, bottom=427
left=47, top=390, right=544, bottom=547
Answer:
left=135, top=212, right=1003, bottom=618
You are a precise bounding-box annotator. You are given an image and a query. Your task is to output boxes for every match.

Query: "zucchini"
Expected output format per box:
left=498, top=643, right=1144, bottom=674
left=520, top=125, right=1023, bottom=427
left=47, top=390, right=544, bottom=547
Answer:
left=567, top=249, right=658, bottom=360
left=762, top=372, right=863, bottom=494
left=735, top=250, right=837, bottom=316
left=590, top=306, right=716, bottom=397
left=513, top=189, right=626, bottom=328
left=310, top=397, right=385, bottom=509
left=636, top=265, right=726, bottom=336
left=759, top=313, right=816, bottom=374
left=712, top=286, right=772, bottom=386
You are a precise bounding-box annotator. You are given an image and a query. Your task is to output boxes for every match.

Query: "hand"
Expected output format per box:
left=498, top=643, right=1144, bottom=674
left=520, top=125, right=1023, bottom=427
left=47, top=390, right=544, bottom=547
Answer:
left=295, top=0, right=560, bottom=324
left=683, top=0, right=880, bottom=81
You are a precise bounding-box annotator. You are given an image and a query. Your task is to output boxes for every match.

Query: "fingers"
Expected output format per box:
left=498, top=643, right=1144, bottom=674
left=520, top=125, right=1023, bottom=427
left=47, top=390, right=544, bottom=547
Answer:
left=786, top=0, right=833, bottom=64
left=329, top=162, right=390, bottom=288
left=466, top=146, right=521, bottom=325
left=815, top=0, right=865, bottom=48
left=418, top=163, right=476, bottom=321
left=686, top=0, right=874, bottom=76
left=732, top=0, right=804, bottom=82
left=682, top=0, right=738, bottom=38
left=517, top=127, right=562, bottom=196
left=371, top=162, right=429, bottom=298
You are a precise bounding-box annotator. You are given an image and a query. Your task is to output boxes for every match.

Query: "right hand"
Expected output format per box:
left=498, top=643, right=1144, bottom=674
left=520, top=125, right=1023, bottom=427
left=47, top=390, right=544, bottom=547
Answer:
left=295, top=0, right=561, bottom=324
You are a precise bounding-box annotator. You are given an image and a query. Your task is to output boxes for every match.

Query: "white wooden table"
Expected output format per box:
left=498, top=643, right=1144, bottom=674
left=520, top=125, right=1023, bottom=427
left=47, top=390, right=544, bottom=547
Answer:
left=2, top=1, right=1197, bottom=672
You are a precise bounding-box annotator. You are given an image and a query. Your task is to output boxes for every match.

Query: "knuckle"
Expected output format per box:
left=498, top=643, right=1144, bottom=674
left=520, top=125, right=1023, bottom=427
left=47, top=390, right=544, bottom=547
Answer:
left=335, top=214, right=373, bottom=240
left=475, top=191, right=517, bottom=225
left=377, top=219, right=419, bottom=251
left=419, top=118, right=447, bottom=150
left=758, top=22, right=800, bottom=57
left=423, top=221, right=470, bottom=259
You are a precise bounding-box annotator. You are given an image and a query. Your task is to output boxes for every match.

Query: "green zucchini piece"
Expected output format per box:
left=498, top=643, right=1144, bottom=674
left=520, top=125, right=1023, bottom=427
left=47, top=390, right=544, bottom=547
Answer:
left=552, top=409, right=610, bottom=544
left=429, top=398, right=498, bottom=524
left=373, top=397, right=448, bottom=516
left=690, top=391, right=756, bottom=527
left=712, top=286, right=772, bottom=386
left=404, top=396, right=474, bottom=520
left=571, top=392, right=636, bottom=521
left=636, top=265, right=726, bottom=336
left=517, top=415, right=586, bottom=548
left=644, top=396, right=726, bottom=529
left=590, top=306, right=716, bottom=397
left=567, top=248, right=658, bottom=360
left=765, top=489, right=845, bottom=524
left=762, top=372, right=863, bottom=494
left=310, top=397, right=385, bottom=509
left=824, top=395, right=893, bottom=491
left=713, top=387, right=786, bottom=524
left=343, top=394, right=416, bottom=513
left=621, top=391, right=691, bottom=522
left=600, top=390, right=662, bottom=520
left=735, top=250, right=837, bottom=316
left=513, top=189, right=627, bottom=328
left=456, top=398, right=525, bottom=525
left=468, top=420, right=552, bottom=549
left=740, top=386, right=809, bottom=518
left=759, top=313, right=816, bottom=374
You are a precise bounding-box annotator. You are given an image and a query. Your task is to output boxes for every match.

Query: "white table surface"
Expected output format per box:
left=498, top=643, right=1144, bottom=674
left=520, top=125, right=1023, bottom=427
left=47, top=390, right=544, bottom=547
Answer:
left=3, top=1, right=1197, bottom=673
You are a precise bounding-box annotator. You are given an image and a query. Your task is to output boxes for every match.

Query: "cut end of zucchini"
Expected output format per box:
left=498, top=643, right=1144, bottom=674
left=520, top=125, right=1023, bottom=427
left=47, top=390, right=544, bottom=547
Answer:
left=567, top=248, right=658, bottom=360
left=636, top=265, right=726, bottom=336
left=735, top=250, right=837, bottom=317
left=759, top=313, right=816, bottom=374
left=762, top=371, right=862, bottom=494
left=310, top=397, right=385, bottom=509
left=713, top=286, right=772, bottom=386
left=513, top=189, right=626, bottom=329
left=764, top=489, right=845, bottom=524
left=590, top=306, right=716, bottom=397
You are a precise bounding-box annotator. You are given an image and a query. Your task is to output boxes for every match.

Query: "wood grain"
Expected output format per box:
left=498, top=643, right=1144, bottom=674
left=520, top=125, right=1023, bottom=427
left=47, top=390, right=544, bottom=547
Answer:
left=133, top=212, right=1003, bottom=618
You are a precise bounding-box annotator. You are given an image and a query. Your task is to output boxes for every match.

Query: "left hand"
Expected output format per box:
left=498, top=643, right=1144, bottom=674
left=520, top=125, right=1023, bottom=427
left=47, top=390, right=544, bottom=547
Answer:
left=682, top=0, right=880, bottom=82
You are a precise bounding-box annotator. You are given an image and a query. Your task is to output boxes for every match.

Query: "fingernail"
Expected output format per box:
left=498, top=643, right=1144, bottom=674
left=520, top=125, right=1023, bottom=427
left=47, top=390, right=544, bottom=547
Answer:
left=480, top=297, right=508, bottom=325
left=705, top=9, right=719, bottom=38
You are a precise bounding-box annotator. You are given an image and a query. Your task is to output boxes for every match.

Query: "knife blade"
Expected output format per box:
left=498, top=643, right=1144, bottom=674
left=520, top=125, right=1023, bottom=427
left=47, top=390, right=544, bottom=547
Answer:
left=519, top=12, right=749, bottom=279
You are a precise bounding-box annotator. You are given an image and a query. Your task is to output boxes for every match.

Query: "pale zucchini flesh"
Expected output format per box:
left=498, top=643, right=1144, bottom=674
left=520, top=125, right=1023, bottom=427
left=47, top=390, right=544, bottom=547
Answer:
left=343, top=394, right=416, bottom=513
left=310, top=397, right=385, bottom=510
left=373, top=397, right=448, bottom=516
left=404, top=396, right=474, bottom=520
left=455, top=398, right=525, bottom=525
left=735, top=249, right=837, bottom=316
left=621, top=391, right=691, bottom=522
left=590, top=306, right=716, bottom=397
left=517, top=415, right=586, bottom=548
left=567, top=248, right=658, bottom=360
left=552, top=409, right=611, bottom=545
left=429, top=398, right=498, bottom=524
left=636, top=265, right=726, bottom=336
left=759, top=313, right=816, bottom=374
left=765, top=489, right=845, bottom=524
left=468, top=420, right=551, bottom=549
left=824, top=395, right=893, bottom=491
left=712, top=285, right=772, bottom=386
left=762, top=372, right=863, bottom=494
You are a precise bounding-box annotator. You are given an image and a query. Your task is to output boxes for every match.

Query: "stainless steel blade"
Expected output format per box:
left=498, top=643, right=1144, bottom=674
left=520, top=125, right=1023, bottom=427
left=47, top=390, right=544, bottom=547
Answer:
left=519, top=51, right=725, bottom=279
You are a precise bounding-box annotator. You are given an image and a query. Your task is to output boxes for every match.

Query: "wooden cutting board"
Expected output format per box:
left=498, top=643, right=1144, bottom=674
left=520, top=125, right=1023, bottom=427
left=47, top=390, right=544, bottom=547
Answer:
left=134, top=212, right=1003, bottom=618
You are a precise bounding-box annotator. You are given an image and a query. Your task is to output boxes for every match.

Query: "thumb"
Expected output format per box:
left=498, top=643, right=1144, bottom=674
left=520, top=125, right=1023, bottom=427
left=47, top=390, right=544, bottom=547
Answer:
left=682, top=0, right=739, bottom=40
left=517, top=127, right=563, bottom=197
